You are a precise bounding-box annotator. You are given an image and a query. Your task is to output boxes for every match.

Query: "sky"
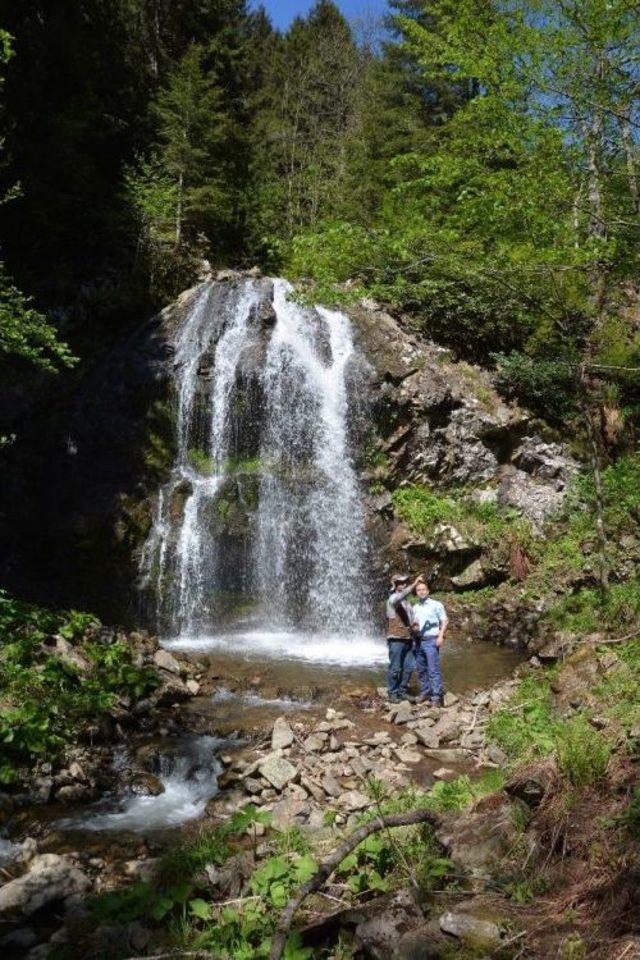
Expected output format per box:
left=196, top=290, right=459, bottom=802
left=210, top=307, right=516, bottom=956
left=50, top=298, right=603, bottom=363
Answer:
left=255, top=1, right=388, bottom=31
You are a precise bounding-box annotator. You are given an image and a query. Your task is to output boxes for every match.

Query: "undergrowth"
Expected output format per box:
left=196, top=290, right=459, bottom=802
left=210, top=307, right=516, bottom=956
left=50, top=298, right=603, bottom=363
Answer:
left=0, top=590, right=157, bottom=783
left=487, top=666, right=617, bottom=788
left=392, top=485, right=529, bottom=551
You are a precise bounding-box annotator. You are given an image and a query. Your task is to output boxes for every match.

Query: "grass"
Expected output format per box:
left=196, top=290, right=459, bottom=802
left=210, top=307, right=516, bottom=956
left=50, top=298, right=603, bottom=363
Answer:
left=546, top=581, right=640, bottom=635
left=487, top=668, right=614, bottom=788
left=556, top=716, right=612, bottom=787
left=392, top=484, right=529, bottom=550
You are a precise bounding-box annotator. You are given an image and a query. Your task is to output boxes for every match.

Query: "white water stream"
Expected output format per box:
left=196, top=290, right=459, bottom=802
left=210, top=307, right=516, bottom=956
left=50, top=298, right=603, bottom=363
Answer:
left=56, top=737, right=224, bottom=834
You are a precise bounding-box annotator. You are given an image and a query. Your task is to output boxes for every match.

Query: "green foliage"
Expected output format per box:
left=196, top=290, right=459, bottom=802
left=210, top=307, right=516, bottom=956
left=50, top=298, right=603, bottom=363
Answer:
left=0, top=591, right=156, bottom=780
left=556, top=716, right=611, bottom=787
left=392, top=484, right=528, bottom=551
left=488, top=668, right=613, bottom=785
left=250, top=853, right=318, bottom=907
left=495, top=352, right=576, bottom=424
left=593, top=638, right=640, bottom=731
left=0, top=266, right=76, bottom=373
left=546, top=582, right=640, bottom=635
left=501, top=875, right=549, bottom=905
left=144, top=431, right=173, bottom=479
left=187, top=448, right=214, bottom=475
left=487, top=675, right=559, bottom=763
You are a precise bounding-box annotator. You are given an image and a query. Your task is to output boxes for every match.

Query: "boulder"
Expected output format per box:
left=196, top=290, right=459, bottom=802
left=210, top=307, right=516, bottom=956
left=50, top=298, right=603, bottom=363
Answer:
left=321, top=772, right=342, bottom=798
left=505, top=759, right=558, bottom=808
left=431, top=524, right=474, bottom=555
left=498, top=467, right=566, bottom=529
left=271, top=717, right=295, bottom=751
left=55, top=783, right=96, bottom=803
left=0, top=854, right=90, bottom=916
left=131, top=772, right=165, bottom=797
left=451, top=559, right=486, bottom=590
left=51, top=637, right=91, bottom=673
left=354, top=889, right=425, bottom=960
left=303, top=732, right=328, bottom=752
left=433, top=768, right=456, bottom=781
left=414, top=727, right=440, bottom=749
left=123, top=859, right=160, bottom=883
left=258, top=756, right=298, bottom=792
left=424, top=748, right=467, bottom=765
left=154, top=674, right=190, bottom=705
left=153, top=649, right=181, bottom=674
left=271, top=798, right=310, bottom=832
left=439, top=910, right=501, bottom=948
left=391, top=702, right=413, bottom=725
left=339, top=790, right=371, bottom=812
left=438, top=794, right=527, bottom=875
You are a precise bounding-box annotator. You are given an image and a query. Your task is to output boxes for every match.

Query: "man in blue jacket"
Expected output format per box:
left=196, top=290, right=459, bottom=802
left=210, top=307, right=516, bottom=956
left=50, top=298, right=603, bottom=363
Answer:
left=411, top=579, right=448, bottom=706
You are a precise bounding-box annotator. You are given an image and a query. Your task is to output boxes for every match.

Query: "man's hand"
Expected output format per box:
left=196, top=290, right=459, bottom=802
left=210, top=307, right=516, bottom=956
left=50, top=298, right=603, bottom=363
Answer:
left=436, top=635, right=444, bottom=648
left=412, top=575, right=424, bottom=589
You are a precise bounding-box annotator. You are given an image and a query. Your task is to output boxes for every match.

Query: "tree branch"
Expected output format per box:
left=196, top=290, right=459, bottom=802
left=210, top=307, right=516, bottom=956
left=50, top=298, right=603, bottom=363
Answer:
left=269, top=807, right=440, bottom=960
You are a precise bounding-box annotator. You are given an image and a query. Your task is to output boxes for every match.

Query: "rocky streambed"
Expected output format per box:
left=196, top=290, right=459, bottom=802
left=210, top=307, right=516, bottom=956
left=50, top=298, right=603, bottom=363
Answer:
left=0, top=629, right=527, bottom=959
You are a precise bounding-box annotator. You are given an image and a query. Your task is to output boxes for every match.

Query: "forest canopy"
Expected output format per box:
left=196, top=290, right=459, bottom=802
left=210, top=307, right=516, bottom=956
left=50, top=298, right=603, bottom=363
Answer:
left=0, top=0, right=639, bottom=429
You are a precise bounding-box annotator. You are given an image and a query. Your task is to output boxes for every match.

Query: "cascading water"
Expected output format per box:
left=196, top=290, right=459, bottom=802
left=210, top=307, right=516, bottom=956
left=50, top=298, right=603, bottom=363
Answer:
left=141, top=276, right=379, bottom=664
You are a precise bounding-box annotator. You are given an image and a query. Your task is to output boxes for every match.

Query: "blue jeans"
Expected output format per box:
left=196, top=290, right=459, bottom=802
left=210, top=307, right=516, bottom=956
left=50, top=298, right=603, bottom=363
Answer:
left=415, top=638, right=444, bottom=700
left=387, top=640, right=415, bottom=698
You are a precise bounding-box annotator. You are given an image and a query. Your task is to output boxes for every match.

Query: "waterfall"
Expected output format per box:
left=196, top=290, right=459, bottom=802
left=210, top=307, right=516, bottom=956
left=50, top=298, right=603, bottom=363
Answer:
left=141, top=277, right=373, bottom=658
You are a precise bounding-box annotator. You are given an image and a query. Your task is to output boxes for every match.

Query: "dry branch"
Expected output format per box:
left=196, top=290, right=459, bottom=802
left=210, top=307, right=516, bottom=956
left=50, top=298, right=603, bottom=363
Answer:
left=269, top=807, right=440, bottom=960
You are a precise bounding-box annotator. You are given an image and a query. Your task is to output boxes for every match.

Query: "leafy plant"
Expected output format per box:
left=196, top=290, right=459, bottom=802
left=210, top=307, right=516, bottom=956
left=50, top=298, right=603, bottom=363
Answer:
left=0, top=591, right=156, bottom=778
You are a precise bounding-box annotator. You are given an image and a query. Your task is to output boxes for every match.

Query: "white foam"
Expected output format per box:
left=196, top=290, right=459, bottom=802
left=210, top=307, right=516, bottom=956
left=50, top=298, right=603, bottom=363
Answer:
left=211, top=687, right=312, bottom=709
left=163, top=629, right=387, bottom=666
left=56, top=736, right=223, bottom=834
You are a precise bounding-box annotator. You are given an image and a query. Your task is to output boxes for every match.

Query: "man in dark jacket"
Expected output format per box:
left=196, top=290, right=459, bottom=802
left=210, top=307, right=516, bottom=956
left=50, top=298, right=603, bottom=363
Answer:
left=385, top=573, right=422, bottom=703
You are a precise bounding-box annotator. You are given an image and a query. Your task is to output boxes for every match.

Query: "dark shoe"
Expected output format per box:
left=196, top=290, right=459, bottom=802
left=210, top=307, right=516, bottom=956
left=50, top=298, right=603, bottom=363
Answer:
left=416, top=692, right=431, bottom=704
left=431, top=695, right=445, bottom=708
left=399, top=693, right=416, bottom=704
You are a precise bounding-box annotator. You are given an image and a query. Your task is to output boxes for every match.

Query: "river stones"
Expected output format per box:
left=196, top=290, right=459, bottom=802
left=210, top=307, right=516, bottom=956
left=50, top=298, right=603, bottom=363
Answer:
left=271, top=717, right=294, bottom=750
left=303, top=732, right=328, bottom=752
left=414, top=727, right=441, bottom=749
left=153, top=649, right=181, bottom=673
left=0, top=854, right=90, bottom=916
left=258, top=755, right=298, bottom=791
left=433, top=767, right=457, bottom=781
left=339, top=790, right=370, bottom=812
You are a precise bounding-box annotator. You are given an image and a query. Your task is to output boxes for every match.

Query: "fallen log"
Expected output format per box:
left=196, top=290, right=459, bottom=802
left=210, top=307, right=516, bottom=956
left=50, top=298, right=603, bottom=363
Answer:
left=270, top=807, right=440, bottom=960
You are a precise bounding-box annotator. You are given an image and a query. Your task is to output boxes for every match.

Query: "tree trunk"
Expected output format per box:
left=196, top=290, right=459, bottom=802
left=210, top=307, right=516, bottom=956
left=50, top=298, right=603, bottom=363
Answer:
left=621, top=113, right=640, bottom=216
left=176, top=170, right=183, bottom=245
left=579, top=365, right=609, bottom=592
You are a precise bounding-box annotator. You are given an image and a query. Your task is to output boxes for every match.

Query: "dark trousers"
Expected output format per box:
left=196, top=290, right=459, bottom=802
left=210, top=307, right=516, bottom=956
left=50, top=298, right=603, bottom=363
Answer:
left=387, top=639, right=415, bottom=697
left=415, top=638, right=444, bottom=700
